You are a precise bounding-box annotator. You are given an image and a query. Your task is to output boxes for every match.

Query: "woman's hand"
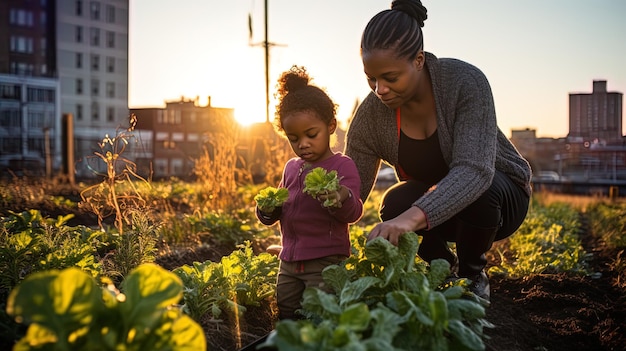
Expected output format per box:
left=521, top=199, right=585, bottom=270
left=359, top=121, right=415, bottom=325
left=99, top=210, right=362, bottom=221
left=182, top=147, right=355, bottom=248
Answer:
left=367, top=206, right=426, bottom=246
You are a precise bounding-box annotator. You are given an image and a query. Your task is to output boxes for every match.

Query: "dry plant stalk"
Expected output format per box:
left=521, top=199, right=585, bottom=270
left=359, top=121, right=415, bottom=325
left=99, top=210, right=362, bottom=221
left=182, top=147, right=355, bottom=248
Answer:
left=79, top=115, right=150, bottom=234
left=193, top=116, right=251, bottom=211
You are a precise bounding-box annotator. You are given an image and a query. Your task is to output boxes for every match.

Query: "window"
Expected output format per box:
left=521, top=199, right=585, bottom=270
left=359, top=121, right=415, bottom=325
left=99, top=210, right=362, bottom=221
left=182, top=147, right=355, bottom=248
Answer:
left=90, top=54, right=100, bottom=71
left=91, top=79, right=99, bottom=96
left=1, top=136, right=20, bottom=153
left=9, top=9, right=34, bottom=27
left=76, top=0, right=83, bottom=16
left=28, top=111, right=45, bottom=129
left=107, top=106, right=114, bottom=122
left=90, top=27, right=100, bottom=46
left=27, top=87, right=55, bottom=103
left=27, top=137, right=44, bottom=155
left=171, top=159, right=184, bottom=175
left=0, top=84, right=21, bottom=100
left=91, top=102, right=99, bottom=120
left=106, top=31, right=115, bottom=48
left=76, top=52, right=83, bottom=69
left=76, top=104, right=83, bottom=120
left=75, top=26, right=83, bottom=43
left=90, top=1, right=101, bottom=20
left=106, top=4, right=115, bottom=23
left=40, top=38, right=46, bottom=57
left=1, top=109, right=21, bottom=128
left=156, top=132, right=168, bottom=141
left=106, top=82, right=115, bottom=98
left=76, top=78, right=83, bottom=94
left=10, top=36, right=34, bottom=53
left=10, top=62, right=33, bottom=75
left=106, top=56, right=115, bottom=73
left=40, top=11, right=46, bottom=29
left=154, top=159, right=168, bottom=176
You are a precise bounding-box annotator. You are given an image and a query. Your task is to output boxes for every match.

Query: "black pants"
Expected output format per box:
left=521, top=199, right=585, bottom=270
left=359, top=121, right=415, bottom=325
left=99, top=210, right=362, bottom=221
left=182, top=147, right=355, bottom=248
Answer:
left=379, top=170, right=530, bottom=265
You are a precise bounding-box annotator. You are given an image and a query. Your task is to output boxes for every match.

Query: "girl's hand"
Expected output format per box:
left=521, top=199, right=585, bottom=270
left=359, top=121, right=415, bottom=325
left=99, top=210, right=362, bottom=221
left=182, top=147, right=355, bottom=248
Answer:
left=367, top=206, right=426, bottom=246
left=317, top=185, right=349, bottom=208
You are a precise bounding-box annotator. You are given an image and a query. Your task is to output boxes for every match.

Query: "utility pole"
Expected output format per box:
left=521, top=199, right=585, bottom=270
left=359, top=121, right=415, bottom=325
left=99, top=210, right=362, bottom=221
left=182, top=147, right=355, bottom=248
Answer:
left=249, top=0, right=285, bottom=124
left=263, top=0, right=269, bottom=124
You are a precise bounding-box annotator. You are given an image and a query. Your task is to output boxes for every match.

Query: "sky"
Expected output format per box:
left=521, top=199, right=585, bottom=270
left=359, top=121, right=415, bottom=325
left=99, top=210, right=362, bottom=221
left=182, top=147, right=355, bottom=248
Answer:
left=128, top=0, right=626, bottom=138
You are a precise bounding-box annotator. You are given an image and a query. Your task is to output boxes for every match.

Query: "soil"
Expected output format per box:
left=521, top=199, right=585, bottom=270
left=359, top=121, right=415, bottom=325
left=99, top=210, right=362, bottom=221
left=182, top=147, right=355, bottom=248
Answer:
left=483, top=236, right=625, bottom=351
left=153, top=227, right=626, bottom=351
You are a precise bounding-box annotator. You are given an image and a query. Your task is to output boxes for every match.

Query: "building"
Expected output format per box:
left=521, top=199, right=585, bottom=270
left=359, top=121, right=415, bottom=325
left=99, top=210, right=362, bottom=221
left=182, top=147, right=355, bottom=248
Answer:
left=568, top=80, right=623, bottom=144
left=0, top=0, right=129, bottom=178
left=512, top=80, right=625, bottom=196
left=131, top=97, right=237, bottom=179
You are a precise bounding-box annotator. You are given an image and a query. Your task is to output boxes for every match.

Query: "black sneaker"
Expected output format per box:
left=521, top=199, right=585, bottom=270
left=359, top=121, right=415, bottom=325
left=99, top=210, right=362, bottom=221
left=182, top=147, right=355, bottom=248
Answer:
left=468, top=270, right=491, bottom=304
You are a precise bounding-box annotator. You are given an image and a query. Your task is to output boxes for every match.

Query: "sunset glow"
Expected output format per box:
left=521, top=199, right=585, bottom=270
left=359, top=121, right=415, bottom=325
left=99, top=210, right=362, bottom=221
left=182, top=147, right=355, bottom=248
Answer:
left=129, top=0, right=626, bottom=138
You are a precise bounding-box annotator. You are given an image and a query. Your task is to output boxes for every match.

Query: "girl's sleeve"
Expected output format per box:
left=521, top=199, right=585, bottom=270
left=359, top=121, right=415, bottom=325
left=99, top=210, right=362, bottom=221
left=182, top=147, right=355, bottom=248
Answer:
left=330, top=158, right=364, bottom=224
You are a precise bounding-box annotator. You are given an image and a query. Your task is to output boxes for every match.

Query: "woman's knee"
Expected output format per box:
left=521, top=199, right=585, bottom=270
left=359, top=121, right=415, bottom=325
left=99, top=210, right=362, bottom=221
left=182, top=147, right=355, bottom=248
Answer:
left=380, top=180, right=430, bottom=221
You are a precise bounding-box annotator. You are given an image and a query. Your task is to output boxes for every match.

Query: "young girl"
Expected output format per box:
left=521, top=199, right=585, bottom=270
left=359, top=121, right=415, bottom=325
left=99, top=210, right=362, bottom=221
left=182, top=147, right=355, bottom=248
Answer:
left=256, top=65, right=363, bottom=320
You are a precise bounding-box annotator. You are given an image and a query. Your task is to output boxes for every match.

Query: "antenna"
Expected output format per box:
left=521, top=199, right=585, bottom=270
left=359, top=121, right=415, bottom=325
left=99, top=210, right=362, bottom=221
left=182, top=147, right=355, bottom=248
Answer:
left=249, top=0, right=286, bottom=124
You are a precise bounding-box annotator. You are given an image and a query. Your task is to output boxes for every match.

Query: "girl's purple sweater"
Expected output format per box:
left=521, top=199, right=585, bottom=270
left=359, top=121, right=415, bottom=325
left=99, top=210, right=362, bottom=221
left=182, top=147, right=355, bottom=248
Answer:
left=257, top=153, right=363, bottom=262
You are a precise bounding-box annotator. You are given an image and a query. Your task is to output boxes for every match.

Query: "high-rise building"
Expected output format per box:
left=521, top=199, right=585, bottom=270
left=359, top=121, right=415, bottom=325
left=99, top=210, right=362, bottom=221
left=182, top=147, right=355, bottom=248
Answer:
left=568, top=80, right=623, bottom=144
left=0, top=0, right=129, bottom=177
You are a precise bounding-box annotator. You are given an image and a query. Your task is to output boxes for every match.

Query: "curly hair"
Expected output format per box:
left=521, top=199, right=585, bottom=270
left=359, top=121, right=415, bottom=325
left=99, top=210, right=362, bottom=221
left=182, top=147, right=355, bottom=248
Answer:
left=361, top=0, right=428, bottom=60
left=273, top=65, right=337, bottom=133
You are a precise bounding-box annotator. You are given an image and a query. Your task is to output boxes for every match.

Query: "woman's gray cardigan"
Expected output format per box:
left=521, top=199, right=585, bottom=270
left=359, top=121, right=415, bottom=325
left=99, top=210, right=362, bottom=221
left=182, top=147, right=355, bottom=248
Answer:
left=345, top=52, right=532, bottom=229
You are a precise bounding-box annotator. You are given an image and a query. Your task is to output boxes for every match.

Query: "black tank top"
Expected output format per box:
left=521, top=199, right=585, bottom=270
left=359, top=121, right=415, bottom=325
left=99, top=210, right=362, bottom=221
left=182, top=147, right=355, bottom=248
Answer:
left=398, top=128, right=449, bottom=185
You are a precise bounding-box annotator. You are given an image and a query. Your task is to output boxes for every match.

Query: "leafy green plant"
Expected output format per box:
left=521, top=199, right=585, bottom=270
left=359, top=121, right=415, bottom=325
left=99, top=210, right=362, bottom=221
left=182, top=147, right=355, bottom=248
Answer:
left=173, top=260, right=232, bottom=322
left=303, top=167, right=342, bottom=208
left=490, top=201, right=590, bottom=278
left=0, top=210, right=107, bottom=292
left=186, top=211, right=259, bottom=246
left=6, top=263, right=206, bottom=351
left=101, top=210, right=159, bottom=283
left=586, top=202, right=626, bottom=249
left=221, top=241, right=278, bottom=307
left=173, top=241, right=279, bottom=322
left=260, top=232, right=492, bottom=350
left=254, top=186, right=289, bottom=213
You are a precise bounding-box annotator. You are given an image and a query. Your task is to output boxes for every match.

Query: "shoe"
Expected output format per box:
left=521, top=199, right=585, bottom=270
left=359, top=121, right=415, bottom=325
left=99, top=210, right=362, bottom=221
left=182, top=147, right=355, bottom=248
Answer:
left=468, top=270, right=490, bottom=303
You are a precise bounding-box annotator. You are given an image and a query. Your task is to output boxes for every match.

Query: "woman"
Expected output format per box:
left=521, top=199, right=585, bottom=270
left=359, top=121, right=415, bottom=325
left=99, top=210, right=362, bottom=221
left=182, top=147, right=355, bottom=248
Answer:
left=345, top=0, right=532, bottom=303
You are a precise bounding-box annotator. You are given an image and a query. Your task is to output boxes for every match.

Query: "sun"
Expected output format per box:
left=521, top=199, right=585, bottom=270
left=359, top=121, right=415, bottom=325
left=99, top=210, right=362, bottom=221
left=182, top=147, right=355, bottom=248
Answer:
left=234, top=100, right=275, bottom=126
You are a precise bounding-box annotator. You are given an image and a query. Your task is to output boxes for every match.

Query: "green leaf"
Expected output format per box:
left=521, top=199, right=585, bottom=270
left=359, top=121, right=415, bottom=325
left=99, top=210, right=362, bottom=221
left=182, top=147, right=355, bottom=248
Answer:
left=7, top=268, right=101, bottom=335
left=447, top=319, right=485, bottom=350
left=255, top=186, right=289, bottom=212
left=427, top=259, right=452, bottom=289
left=339, top=276, right=380, bottom=307
left=303, top=167, right=342, bottom=198
left=368, top=306, right=404, bottom=343
left=339, top=303, right=371, bottom=332
left=321, top=264, right=350, bottom=293
left=120, top=263, right=183, bottom=329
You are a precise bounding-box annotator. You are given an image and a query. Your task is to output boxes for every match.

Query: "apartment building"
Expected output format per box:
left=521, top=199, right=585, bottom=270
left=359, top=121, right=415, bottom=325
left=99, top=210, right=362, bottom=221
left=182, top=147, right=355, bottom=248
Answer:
left=568, top=80, right=623, bottom=144
left=0, top=0, right=129, bottom=177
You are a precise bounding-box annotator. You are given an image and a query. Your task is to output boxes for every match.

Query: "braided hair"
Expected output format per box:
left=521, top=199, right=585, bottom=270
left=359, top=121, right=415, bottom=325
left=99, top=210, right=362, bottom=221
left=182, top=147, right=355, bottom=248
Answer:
left=361, top=0, right=428, bottom=60
left=274, top=65, right=337, bottom=133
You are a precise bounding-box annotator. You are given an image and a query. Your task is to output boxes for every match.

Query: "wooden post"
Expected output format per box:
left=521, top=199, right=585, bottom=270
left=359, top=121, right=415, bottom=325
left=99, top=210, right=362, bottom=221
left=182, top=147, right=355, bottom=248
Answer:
left=609, top=186, right=619, bottom=201
left=62, top=113, right=75, bottom=185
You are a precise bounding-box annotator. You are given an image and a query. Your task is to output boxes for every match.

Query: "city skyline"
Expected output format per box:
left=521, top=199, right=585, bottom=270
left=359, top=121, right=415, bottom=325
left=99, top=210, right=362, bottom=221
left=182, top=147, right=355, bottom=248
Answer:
left=129, top=0, right=626, bottom=138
